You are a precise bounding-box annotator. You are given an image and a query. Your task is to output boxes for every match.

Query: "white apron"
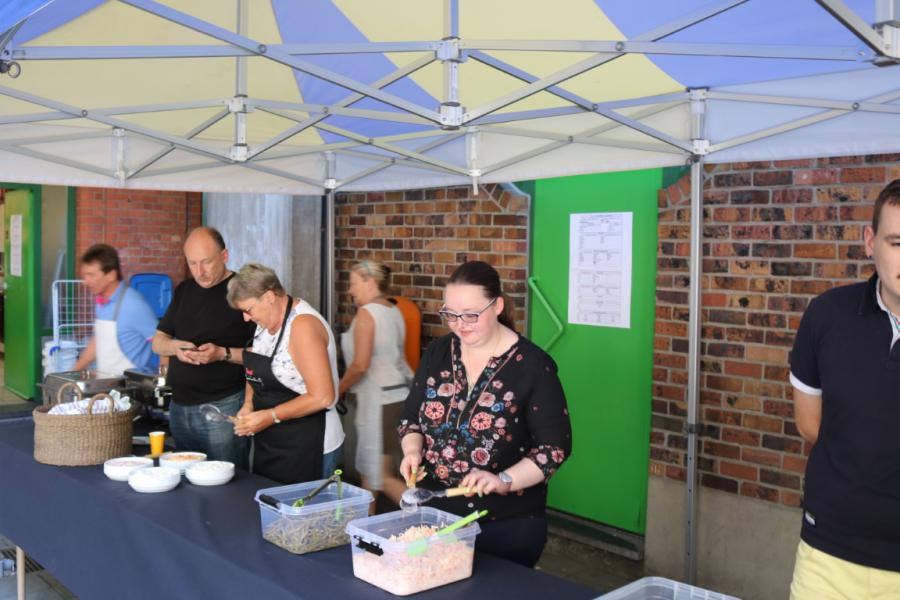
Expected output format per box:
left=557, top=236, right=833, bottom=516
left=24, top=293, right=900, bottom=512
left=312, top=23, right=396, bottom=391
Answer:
left=95, top=286, right=135, bottom=377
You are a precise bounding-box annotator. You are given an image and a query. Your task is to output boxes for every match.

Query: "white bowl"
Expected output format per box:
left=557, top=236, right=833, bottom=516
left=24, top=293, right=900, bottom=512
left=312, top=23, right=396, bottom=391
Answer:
left=185, top=461, right=235, bottom=486
left=158, top=451, right=207, bottom=473
left=104, top=456, right=153, bottom=481
left=128, top=466, right=181, bottom=493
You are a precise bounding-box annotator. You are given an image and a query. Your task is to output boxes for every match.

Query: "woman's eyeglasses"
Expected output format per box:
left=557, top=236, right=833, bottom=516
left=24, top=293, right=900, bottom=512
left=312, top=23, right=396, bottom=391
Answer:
left=439, top=297, right=497, bottom=324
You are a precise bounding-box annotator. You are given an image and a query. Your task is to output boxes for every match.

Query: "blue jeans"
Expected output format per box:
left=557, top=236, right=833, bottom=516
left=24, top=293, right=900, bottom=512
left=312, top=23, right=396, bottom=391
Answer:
left=169, top=391, right=249, bottom=470
left=322, top=444, right=343, bottom=479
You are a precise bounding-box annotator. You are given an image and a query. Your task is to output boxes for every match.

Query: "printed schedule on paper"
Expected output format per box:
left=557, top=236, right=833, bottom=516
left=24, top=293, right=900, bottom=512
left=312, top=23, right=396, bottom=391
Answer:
left=568, top=212, right=632, bottom=329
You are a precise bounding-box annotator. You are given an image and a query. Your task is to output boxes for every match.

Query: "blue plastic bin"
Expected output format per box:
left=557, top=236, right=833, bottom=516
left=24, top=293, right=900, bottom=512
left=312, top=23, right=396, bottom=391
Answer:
left=130, top=273, right=173, bottom=318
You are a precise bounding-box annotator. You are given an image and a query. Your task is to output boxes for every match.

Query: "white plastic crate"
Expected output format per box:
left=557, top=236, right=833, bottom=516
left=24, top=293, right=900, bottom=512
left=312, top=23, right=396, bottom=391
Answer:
left=600, top=577, right=741, bottom=600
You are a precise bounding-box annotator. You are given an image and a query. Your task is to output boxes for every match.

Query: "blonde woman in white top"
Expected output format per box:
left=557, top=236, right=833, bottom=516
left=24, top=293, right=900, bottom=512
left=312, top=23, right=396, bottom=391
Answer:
left=340, top=261, right=413, bottom=507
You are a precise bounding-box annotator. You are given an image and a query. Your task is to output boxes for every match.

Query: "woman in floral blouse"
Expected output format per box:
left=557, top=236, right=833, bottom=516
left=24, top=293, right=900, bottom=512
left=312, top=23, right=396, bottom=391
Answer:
left=399, top=261, right=572, bottom=568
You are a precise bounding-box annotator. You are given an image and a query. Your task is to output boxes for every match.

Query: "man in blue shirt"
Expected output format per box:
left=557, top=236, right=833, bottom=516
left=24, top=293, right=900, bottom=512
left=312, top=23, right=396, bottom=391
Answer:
left=73, top=244, right=158, bottom=376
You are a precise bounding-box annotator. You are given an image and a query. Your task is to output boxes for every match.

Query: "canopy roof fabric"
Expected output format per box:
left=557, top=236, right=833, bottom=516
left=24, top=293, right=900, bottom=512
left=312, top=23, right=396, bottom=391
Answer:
left=0, top=0, right=898, bottom=194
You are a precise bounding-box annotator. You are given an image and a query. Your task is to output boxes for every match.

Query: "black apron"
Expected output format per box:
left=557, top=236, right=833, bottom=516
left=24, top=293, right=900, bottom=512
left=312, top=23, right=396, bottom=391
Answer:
left=244, top=296, right=325, bottom=484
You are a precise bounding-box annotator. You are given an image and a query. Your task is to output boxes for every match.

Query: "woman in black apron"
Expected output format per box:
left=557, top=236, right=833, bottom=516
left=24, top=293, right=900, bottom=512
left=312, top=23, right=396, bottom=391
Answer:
left=226, top=264, right=337, bottom=485
left=242, top=297, right=325, bottom=483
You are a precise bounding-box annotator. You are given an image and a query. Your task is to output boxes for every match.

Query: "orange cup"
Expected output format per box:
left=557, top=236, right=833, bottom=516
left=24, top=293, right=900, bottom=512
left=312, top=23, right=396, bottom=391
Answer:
left=149, top=431, right=165, bottom=456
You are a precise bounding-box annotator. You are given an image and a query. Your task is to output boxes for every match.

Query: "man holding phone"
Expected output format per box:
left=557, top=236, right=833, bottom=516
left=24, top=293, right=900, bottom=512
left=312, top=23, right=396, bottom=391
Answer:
left=152, top=227, right=254, bottom=467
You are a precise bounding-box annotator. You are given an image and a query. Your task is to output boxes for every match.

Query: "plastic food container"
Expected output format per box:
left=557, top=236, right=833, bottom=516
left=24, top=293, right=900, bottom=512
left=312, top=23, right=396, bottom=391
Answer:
left=599, top=577, right=741, bottom=600
left=254, top=480, right=372, bottom=555
left=345, top=507, right=481, bottom=596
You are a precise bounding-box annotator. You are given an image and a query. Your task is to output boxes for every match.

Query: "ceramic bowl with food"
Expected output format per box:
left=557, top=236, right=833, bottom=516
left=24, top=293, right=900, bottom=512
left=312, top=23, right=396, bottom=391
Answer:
left=128, top=466, right=181, bottom=493
left=185, top=461, right=235, bottom=486
left=104, top=456, right=153, bottom=481
left=158, top=451, right=207, bottom=473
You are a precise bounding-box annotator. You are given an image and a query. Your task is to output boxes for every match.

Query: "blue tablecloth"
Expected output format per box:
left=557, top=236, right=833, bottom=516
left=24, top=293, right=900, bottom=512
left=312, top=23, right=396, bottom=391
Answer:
left=0, top=419, right=597, bottom=600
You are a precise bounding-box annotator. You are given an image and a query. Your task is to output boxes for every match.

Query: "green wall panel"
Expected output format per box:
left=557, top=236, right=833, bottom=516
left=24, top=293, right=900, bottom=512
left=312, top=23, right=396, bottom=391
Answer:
left=4, top=187, right=41, bottom=400
left=527, top=169, right=660, bottom=534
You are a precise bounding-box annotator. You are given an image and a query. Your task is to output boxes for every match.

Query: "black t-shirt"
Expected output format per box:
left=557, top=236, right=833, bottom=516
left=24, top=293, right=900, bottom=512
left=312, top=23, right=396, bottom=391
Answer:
left=157, top=274, right=255, bottom=405
left=398, top=333, right=572, bottom=522
left=790, top=274, right=900, bottom=572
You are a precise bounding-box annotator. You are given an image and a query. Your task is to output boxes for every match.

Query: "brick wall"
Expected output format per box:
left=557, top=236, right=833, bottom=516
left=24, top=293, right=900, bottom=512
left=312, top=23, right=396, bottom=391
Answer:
left=333, top=184, right=530, bottom=344
left=652, top=155, right=900, bottom=508
left=75, top=188, right=203, bottom=285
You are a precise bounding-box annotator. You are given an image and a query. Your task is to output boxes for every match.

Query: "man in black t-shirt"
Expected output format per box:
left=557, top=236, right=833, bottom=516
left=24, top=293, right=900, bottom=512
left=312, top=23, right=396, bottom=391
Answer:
left=789, top=180, right=900, bottom=598
left=152, top=227, right=254, bottom=468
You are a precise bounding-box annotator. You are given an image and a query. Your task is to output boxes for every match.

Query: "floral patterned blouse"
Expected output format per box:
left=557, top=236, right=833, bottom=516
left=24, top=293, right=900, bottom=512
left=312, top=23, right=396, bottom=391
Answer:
left=399, top=332, right=572, bottom=521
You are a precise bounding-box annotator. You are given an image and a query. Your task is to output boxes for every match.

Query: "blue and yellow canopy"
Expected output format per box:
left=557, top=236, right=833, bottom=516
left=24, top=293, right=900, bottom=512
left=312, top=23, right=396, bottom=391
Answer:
left=0, top=0, right=897, bottom=193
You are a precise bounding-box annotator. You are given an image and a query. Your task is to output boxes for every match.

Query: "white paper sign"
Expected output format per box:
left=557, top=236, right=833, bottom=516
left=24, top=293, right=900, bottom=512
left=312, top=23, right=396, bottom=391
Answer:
left=10, top=214, right=22, bottom=277
left=568, top=212, right=633, bottom=328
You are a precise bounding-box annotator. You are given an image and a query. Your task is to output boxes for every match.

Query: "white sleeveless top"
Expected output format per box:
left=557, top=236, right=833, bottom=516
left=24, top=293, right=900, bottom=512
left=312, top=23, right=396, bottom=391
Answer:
left=343, top=302, right=413, bottom=402
left=251, top=298, right=344, bottom=454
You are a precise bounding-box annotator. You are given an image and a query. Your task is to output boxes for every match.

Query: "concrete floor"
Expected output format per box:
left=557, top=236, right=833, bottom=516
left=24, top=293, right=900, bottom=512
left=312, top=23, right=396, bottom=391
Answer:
left=0, top=354, right=643, bottom=598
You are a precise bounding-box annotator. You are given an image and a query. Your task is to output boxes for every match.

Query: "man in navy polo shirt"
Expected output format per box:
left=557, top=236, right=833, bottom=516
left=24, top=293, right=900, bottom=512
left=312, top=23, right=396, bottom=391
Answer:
left=789, top=179, right=900, bottom=598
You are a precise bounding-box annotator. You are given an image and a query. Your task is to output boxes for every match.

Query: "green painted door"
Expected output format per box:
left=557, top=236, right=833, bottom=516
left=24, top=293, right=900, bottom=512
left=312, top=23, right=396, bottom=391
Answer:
left=4, top=189, right=41, bottom=400
left=525, top=169, right=660, bottom=534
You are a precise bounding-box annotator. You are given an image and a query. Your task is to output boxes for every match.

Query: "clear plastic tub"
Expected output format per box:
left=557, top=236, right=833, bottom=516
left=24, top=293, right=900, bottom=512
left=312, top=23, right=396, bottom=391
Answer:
left=345, top=507, right=481, bottom=596
left=600, top=576, right=741, bottom=600
left=254, top=480, right=372, bottom=555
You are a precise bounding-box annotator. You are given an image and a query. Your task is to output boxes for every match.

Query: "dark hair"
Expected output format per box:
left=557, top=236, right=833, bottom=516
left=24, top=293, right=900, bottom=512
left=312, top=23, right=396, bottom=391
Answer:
left=80, top=244, right=122, bottom=281
left=872, top=179, right=900, bottom=233
left=190, top=226, right=226, bottom=251
left=447, top=260, right=516, bottom=331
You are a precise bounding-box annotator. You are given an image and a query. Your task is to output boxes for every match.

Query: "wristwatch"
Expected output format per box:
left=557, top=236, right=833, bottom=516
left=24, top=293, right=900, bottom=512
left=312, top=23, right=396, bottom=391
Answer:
left=271, top=409, right=281, bottom=424
left=222, top=346, right=232, bottom=362
left=498, top=471, right=513, bottom=491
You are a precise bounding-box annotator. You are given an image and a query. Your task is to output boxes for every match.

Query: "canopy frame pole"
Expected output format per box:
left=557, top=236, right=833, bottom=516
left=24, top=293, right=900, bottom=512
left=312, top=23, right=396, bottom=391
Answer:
left=247, top=55, right=435, bottom=160
left=815, top=0, right=890, bottom=55
left=121, top=0, right=443, bottom=123
left=709, top=87, right=900, bottom=153
left=684, top=87, right=708, bottom=586
left=461, top=0, right=749, bottom=123
left=232, top=0, right=248, bottom=161
left=322, top=164, right=337, bottom=329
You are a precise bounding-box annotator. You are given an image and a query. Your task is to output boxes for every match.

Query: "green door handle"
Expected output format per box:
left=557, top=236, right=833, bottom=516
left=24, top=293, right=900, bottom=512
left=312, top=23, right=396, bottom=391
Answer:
left=528, top=276, right=565, bottom=352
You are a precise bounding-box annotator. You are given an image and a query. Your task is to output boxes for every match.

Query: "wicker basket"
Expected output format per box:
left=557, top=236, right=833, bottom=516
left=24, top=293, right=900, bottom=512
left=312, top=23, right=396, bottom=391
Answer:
left=33, top=382, right=137, bottom=466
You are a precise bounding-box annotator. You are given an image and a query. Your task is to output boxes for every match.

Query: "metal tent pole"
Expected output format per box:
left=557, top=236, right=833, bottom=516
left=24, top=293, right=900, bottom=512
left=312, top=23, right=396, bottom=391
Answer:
left=684, top=89, right=708, bottom=585
left=325, top=189, right=336, bottom=325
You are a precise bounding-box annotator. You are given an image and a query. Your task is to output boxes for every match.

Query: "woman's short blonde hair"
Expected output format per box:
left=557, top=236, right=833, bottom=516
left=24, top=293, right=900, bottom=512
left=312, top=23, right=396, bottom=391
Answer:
left=350, top=260, right=391, bottom=293
left=226, top=262, right=286, bottom=307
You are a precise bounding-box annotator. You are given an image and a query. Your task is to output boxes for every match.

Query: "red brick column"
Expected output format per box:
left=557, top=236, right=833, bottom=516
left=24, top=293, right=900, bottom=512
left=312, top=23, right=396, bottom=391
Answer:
left=652, top=155, right=900, bottom=507
left=75, top=188, right=202, bottom=285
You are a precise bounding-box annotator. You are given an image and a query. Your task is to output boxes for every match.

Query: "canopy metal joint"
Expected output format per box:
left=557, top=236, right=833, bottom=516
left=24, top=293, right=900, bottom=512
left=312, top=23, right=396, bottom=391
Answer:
left=229, top=143, right=249, bottom=161
left=691, top=139, right=710, bottom=155
left=440, top=101, right=464, bottom=129
left=227, top=96, right=250, bottom=113
left=437, top=37, right=466, bottom=62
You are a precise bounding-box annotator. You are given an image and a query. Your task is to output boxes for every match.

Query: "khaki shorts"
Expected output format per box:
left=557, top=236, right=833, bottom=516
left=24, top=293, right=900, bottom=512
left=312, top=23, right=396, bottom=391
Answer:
left=790, top=540, right=900, bottom=600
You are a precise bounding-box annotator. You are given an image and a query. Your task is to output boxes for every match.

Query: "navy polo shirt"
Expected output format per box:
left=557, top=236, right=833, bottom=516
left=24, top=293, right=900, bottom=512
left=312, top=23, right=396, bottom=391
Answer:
left=790, top=274, right=900, bottom=572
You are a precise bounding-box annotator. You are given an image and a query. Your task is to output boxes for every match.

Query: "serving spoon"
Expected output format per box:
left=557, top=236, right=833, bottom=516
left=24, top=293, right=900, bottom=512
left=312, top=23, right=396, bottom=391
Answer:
left=199, top=403, right=237, bottom=423
left=400, top=486, right=472, bottom=509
